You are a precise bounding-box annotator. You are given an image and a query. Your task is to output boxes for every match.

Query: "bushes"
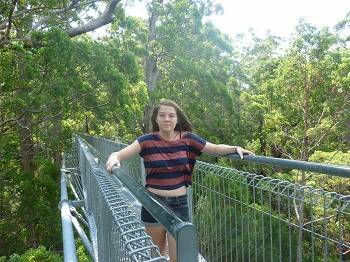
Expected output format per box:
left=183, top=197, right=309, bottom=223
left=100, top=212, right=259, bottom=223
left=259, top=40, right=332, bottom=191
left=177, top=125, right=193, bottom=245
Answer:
left=6, top=246, right=61, bottom=262
left=0, top=159, right=61, bottom=256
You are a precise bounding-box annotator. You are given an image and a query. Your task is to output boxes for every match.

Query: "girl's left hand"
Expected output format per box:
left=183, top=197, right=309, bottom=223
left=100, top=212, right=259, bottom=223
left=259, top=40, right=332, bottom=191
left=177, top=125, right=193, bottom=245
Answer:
left=236, top=146, right=254, bottom=159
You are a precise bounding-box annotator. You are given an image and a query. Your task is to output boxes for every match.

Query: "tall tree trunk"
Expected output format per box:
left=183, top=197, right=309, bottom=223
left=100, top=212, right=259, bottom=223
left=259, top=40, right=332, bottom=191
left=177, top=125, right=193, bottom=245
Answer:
left=142, top=0, right=162, bottom=133
left=142, top=104, right=154, bottom=133
left=296, top=186, right=305, bottom=262
left=85, top=114, right=90, bottom=134
left=144, top=0, right=161, bottom=92
left=14, top=2, right=35, bottom=172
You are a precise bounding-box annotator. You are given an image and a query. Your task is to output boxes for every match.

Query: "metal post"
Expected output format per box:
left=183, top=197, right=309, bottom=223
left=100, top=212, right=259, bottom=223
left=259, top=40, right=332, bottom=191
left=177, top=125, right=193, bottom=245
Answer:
left=70, top=216, right=95, bottom=260
left=187, top=187, right=193, bottom=223
left=140, top=157, right=146, bottom=186
left=60, top=165, right=78, bottom=262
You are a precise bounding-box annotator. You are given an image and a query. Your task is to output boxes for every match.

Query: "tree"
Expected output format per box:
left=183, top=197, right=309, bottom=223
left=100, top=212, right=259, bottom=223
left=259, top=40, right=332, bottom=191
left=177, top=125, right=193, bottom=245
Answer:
left=0, top=0, right=128, bottom=171
left=0, top=1, right=150, bottom=256
left=242, top=21, right=349, bottom=262
left=232, top=31, right=283, bottom=155
left=120, top=0, right=230, bottom=133
left=0, top=0, right=120, bottom=47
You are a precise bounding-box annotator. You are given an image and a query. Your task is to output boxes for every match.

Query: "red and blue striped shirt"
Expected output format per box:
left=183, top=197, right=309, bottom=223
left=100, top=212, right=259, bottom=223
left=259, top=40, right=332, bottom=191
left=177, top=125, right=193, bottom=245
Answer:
left=137, top=132, right=206, bottom=190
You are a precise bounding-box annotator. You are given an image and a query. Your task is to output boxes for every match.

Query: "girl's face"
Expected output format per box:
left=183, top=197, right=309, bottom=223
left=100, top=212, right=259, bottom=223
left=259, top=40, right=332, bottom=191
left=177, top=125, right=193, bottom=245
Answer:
left=156, top=105, right=178, bottom=133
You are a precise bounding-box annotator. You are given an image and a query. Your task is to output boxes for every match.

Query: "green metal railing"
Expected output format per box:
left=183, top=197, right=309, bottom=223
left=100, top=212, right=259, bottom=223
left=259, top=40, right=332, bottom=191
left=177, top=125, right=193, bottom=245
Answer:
left=62, top=135, right=350, bottom=261
left=81, top=135, right=199, bottom=261
left=192, top=161, right=350, bottom=261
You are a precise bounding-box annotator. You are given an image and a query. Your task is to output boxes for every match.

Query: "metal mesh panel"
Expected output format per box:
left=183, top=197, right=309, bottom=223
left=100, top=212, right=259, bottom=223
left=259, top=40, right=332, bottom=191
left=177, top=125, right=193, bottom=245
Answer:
left=64, top=146, right=84, bottom=201
left=64, top=138, right=166, bottom=261
left=63, top=135, right=350, bottom=262
left=81, top=135, right=144, bottom=186
left=192, top=161, right=350, bottom=262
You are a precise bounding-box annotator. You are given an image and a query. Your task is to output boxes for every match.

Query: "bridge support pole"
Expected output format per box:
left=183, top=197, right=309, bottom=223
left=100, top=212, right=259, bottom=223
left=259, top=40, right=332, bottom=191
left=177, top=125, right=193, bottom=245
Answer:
left=60, top=161, right=78, bottom=262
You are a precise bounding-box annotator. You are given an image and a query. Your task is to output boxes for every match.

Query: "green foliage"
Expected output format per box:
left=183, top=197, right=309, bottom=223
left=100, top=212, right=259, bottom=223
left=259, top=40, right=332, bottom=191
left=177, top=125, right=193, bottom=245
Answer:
left=234, top=20, right=349, bottom=169
left=1, top=26, right=148, bottom=255
left=6, top=246, right=61, bottom=262
left=1, top=0, right=350, bottom=258
left=0, top=160, right=61, bottom=256
left=76, top=239, right=93, bottom=262
left=307, top=150, right=350, bottom=194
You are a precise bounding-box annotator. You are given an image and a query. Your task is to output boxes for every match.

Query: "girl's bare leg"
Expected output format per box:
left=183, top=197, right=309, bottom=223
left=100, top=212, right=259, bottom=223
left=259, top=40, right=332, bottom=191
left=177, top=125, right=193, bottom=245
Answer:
left=146, top=226, right=167, bottom=256
left=167, top=233, right=177, bottom=262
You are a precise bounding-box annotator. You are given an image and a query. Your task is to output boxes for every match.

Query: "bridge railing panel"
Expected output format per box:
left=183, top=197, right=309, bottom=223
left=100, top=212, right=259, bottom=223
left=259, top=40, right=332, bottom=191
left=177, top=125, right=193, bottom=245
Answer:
left=63, top=135, right=350, bottom=262
left=62, top=137, right=167, bottom=261
left=79, top=135, right=200, bottom=261
left=192, top=161, right=350, bottom=262
left=81, top=135, right=144, bottom=186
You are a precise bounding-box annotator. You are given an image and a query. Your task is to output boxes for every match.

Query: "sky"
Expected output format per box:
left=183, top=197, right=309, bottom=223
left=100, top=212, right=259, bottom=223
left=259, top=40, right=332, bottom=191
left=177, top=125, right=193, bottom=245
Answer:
left=124, top=0, right=350, bottom=40
left=209, top=0, right=350, bottom=40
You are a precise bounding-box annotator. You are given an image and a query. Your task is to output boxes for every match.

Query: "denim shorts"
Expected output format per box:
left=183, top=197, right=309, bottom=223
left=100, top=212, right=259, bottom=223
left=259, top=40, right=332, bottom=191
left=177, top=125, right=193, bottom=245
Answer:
left=141, top=194, right=190, bottom=226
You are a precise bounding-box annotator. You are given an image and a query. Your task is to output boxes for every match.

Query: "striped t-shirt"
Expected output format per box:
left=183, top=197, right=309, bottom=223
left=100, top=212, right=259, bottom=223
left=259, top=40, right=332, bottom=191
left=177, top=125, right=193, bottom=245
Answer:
left=137, top=132, right=207, bottom=190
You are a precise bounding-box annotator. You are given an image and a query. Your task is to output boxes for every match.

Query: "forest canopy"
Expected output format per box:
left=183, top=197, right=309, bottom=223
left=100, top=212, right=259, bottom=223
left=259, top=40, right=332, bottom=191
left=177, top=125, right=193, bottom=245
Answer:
left=0, top=0, right=349, bottom=259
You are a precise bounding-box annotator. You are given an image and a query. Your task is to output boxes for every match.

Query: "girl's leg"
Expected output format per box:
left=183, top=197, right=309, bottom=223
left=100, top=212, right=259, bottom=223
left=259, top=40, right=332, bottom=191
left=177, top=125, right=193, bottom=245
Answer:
left=165, top=195, right=190, bottom=261
left=146, top=225, right=167, bottom=256
left=167, top=233, right=177, bottom=262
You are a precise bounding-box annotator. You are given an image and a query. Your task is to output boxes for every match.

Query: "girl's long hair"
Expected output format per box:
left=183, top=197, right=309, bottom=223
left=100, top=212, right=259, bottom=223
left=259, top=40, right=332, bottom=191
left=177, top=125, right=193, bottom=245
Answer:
left=151, top=99, right=193, bottom=132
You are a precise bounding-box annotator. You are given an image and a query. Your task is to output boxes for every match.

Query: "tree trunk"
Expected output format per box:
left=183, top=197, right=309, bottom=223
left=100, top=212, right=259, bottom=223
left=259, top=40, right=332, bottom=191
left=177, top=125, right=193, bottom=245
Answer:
left=144, top=1, right=161, bottom=92
left=142, top=104, right=153, bottom=133
left=144, top=58, right=159, bottom=92
left=85, top=114, right=90, bottom=134
left=296, top=187, right=305, bottom=262
left=142, top=0, right=163, bottom=132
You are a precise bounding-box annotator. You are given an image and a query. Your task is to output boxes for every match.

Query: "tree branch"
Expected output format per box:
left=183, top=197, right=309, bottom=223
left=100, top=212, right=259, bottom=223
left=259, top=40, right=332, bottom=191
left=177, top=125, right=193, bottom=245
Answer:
left=308, top=121, right=339, bottom=153
left=0, top=5, right=45, bottom=30
left=0, top=0, right=120, bottom=47
left=31, top=0, right=101, bottom=30
left=5, top=0, right=17, bottom=40
left=68, top=0, right=120, bottom=37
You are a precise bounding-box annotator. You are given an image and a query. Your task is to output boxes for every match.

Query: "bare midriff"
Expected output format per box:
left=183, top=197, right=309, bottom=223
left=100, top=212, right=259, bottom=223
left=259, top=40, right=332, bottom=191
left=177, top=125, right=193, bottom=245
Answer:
left=147, top=186, right=187, bottom=197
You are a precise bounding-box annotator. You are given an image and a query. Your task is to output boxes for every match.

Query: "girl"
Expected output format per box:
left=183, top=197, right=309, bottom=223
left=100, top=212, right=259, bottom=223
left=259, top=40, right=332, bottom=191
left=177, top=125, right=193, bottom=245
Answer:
left=106, top=99, right=253, bottom=261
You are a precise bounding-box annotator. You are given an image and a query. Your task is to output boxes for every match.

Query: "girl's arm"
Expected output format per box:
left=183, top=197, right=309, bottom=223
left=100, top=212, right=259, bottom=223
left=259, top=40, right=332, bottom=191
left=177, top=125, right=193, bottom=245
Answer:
left=106, top=140, right=141, bottom=172
left=202, top=142, right=253, bottom=159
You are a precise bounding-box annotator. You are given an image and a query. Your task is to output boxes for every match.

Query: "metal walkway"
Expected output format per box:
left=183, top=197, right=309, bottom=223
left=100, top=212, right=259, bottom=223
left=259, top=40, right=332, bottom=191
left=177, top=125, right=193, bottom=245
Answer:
left=60, top=135, right=350, bottom=261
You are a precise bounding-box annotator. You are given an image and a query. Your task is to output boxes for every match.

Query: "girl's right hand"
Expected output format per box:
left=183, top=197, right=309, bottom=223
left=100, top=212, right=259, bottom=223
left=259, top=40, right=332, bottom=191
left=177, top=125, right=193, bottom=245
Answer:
left=106, top=153, right=121, bottom=172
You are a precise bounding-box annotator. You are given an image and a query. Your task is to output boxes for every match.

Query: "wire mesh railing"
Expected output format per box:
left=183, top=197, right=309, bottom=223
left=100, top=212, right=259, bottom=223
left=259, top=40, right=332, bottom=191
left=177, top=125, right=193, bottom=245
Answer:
left=79, top=135, right=200, bottom=261
left=81, top=135, right=145, bottom=186
left=62, top=137, right=167, bottom=261
left=62, top=135, right=350, bottom=262
left=192, top=161, right=350, bottom=262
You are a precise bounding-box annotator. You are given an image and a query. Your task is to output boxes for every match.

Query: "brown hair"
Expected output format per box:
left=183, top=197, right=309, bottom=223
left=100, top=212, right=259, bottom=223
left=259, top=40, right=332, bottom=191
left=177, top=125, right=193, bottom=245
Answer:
left=151, top=99, right=193, bottom=132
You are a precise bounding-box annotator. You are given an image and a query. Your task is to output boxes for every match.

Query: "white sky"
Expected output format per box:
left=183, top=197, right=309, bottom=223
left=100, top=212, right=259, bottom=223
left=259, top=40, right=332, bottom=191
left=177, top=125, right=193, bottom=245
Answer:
left=124, top=0, right=350, bottom=40
left=210, top=0, right=350, bottom=39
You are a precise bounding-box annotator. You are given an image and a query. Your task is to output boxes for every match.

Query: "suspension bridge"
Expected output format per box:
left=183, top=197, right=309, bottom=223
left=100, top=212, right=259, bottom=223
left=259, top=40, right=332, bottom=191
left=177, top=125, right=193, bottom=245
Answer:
left=60, top=135, right=350, bottom=261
